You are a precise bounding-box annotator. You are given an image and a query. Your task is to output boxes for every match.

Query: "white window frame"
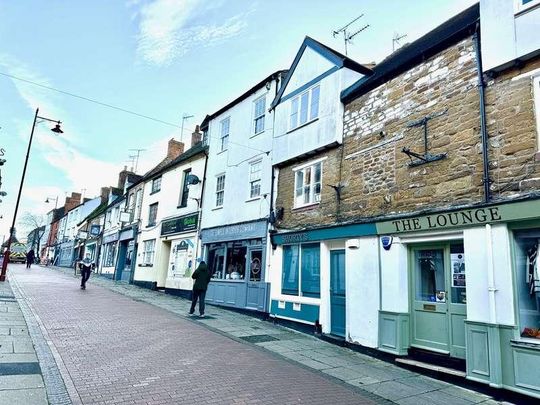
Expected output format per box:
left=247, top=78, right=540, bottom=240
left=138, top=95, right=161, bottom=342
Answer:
left=151, top=177, right=161, bottom=193
left=142, top=239, right=156, bottom=265
left=293, top=158, right=325, bottom=208
left=534, top=75, right=540, bottom=150
left=215, top=174, right=225, bottom=207
left=515, top=0, right=540, bottom=13
left=253, top=95, right=266, bottom=135
left=148, top=203, right=158, bottom=226
left=220, top=117, right=230, bottom=152
left=289, top=85, right=320, bottom=131
left=248, top=160, right=262, bottom=199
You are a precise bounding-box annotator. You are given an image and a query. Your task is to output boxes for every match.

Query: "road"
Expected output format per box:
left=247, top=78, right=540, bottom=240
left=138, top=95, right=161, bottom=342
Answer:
left=9, top=265, right=377, bottom=405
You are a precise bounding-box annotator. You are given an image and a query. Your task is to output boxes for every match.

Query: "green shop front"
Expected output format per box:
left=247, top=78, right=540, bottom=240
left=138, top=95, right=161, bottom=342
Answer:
left=375, top=198, right=540, bottom=399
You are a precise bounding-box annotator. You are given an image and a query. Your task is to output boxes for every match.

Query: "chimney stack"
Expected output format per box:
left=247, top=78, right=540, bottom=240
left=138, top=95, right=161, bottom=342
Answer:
left=100, top=187, right=110, bottom=204
left=64, top=192, right=82, bottom=212
left=167, top=139, right=185, bottom=160
left=191, top=125, right=202, bottom=147
left=117, top=166, right=132, bottom=190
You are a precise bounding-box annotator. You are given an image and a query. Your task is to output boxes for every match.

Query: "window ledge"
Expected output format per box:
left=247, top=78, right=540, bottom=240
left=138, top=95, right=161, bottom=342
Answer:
left=286, top=117, right=319, bottom=135
left=212, top=206, right=223, bottom=211
left=138, top=263, right=153, bottom=267
left=251, top=130, right=265, bottom=138
left=149, top=190, right=160, bottom=195
left=511, top=339, right=540, bottom=350
left=292, top=202, right=320, bottom=212
left=246, top=196, right=261, bottom=202
left=217, top=149, right=228, bottom=155
left=177, top=204, right=188, bottom=209
left=146, top=223, right=156, bottom=228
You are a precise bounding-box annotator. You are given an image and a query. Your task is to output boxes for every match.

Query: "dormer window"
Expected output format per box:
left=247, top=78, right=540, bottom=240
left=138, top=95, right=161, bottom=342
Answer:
left=289, top=85, right=320, bottom=130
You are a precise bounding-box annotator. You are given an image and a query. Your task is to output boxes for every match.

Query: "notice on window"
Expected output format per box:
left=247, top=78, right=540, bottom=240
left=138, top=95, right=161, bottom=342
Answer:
left=451, top=253, right=466, bottom=288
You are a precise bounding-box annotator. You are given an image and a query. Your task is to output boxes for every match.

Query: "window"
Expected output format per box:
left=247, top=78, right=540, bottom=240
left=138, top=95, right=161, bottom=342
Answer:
left=294, top=161, right=322, bottom=207
left=282, top=243, right=320, bottom=297
left=249, top=161, right=262, bottom=199
left=207, top=239, right=263, bottom=280
left=289, top=85, right=320, bottom=130
left=514, top=231, right=540, bottom=340
left=220, top=117, right=230, bottom=152
left=179, top=168, right=191, bottom=208
left=151, top=177, right=161, bottom=194
left=148, top=203, right=158, bottom=226
left=253, top=96, right=266, bottom=134
left=515, top=0, right=540, bottom=13
left=135, top=189, right=142, bottom=220
left=104, top=243, right=117, bottom=267
left=215, top=174, right=225, bottom=207
left=202, top=129, right=209, bottom=146
left=534, top=76, right=540, bottom=150
left=142, top=239, right=156, bottom=265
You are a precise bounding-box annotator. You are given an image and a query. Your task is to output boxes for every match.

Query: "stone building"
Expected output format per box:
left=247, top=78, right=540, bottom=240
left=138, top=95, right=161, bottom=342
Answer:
left=270, top=2, right=540, bottom=398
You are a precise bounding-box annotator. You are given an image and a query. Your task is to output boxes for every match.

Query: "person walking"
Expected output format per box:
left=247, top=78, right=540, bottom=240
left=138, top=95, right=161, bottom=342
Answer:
left=26, top=249, right=35, bottom=269
left=78, top=253, right=94, bottom=290
left=189, top=261, right=211, bottom=317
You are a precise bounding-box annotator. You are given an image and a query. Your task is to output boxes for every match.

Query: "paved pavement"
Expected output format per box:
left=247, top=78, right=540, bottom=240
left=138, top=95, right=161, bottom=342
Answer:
left=7, top=264, right=514, bottom=404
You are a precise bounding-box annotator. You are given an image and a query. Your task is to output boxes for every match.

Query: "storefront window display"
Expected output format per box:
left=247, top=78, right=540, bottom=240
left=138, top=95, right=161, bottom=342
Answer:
left=514, top=230, right=540, bottom=340
left=104, top=244, right=117, bottom=267
left=207, top=239, right=263, bottom=281
left=282, top=243, right=320, bottom=297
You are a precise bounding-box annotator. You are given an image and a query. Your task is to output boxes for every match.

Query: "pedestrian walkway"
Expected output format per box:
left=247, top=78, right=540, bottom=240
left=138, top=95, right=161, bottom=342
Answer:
left=35, top=265, right=510, bottom=405
left=0, top=278, right=48, bottom=405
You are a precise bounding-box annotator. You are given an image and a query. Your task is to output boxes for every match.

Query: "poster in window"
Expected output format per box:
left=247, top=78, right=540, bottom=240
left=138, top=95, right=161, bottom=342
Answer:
left=451, top=253, right=466, bottom=288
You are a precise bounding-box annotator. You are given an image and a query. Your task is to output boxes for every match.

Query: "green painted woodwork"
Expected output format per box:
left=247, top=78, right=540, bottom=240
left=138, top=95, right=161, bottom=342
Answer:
left=377, top=198, right=540, bottom=234
left=271, top=222, right=376, bottom=245
left=378, top=311, right=410, bottom=355
left=330, top=250, right=346, bottom=337
left=270, top=299, right=320, bottom=324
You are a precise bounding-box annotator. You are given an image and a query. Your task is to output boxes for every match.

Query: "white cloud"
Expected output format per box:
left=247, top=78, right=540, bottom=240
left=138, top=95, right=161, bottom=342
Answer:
left=133, top=0, right=251, bottom=66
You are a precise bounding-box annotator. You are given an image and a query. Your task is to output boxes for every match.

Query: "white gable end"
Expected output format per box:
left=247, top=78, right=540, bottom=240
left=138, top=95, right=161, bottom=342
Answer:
left=282, top=47, right=336, bottom=98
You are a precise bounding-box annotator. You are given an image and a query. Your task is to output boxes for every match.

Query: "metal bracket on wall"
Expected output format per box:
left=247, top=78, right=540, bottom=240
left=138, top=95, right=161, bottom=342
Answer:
left=402, top=109, right=448, bottom=167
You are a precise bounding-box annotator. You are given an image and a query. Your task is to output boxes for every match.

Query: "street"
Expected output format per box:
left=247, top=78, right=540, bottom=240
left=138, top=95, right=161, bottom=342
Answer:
left=7, top=265, right=379, bottom=405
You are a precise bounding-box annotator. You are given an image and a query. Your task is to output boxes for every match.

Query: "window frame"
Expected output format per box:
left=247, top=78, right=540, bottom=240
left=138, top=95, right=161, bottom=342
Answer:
left=293, top=158, right=324, bottom=208
left=220, top=117, right=230, bottom=152
left=142, top=239, right=156, bottom=265
left=248, top=160, right=262, bottom=199
left=147, top=202, right=158, bottom=227
left=515, top=0, right=540, bottom=13
left=178, top=168, right=192, bottom=208
left=289, top=85, right=320, bottom=131
left=533, top=75, right=540, bottom=152
left=215, top=173, right=226, bottom=208
left=253, top=95, right=266, bottom=135
left=151, top=176, right=162, bottom=194
left=281, top=243, right=321, bottom=298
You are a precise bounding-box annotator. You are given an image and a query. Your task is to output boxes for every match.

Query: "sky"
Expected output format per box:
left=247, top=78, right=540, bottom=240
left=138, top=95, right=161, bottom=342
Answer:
left=0, top=0, right=477, bottom=241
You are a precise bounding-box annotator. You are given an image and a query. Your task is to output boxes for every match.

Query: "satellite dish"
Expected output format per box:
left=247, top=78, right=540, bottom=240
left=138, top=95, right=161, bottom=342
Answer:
left=186, top=174, right=200, bottom=185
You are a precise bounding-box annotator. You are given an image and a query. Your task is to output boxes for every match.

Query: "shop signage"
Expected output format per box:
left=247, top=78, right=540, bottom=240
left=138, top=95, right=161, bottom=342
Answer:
left=161, top=213, right=198, bottom=236
left=200, top=220, right=267, bottom=243
left=103, top=232, right=119, bottom=244
left=119, top=228, right=134, bottom=241
left=281, top=232, right=309, bottom=244
left=90, top=225, right=101, bottom=237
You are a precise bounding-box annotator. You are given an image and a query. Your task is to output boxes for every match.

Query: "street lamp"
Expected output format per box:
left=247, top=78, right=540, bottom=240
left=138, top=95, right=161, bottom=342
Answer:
left=45, top=196, right=58, bottom=209
left=0, top=108, right=63, bottom=282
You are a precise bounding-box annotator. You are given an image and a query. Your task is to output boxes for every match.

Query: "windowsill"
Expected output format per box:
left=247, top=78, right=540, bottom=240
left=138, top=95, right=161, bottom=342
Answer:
left=149, top=190, right=160, bottom=195
left=287, top=117, right=319, bottom=135
left=251, top=130, right=265, bottom=138
left=246, top=196, right=261, bottom=202
left=511, top=338, right=540, bottom=350
left=217, top=149, right=228, bottom=155
left=138, top=263, right=153, bottom=267
left=212, top=206, right=223, bottom=211
left=515, top=2, right=540, bottom=16
left=146, top=223, right=156, bottom=228
left=177, top=204, right=188, bottom=209
left=292, top=202, right=320, bottom=212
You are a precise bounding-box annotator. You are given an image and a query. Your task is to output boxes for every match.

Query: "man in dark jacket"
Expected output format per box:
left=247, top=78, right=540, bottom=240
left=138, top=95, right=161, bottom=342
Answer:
left=78, top=253, right=95, bottom=290
left=189, top=261, right=211, bottom=317
left=26, top=249, right=35, bottom=269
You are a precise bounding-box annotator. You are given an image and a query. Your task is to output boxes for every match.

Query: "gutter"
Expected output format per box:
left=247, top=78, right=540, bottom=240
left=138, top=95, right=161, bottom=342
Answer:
left=473, top=22, right=491, bottom=203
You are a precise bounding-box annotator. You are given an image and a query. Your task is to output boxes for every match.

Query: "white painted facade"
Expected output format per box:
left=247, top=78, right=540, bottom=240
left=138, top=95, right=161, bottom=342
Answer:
left=99, top=196, right=125, bottom=276
left=480, top=0, right=540, bottom=72
left=133, top=147, right=206, bottom=291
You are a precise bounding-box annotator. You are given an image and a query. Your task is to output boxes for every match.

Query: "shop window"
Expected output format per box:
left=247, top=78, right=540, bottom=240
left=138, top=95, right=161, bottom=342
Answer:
left=225, top=242, right=247, bottom=280
left=208, top=245, right=225, bottom=279
left=104, top=244, right=117, bottom=267
left=142, top=239, right=155, bottom=265
left=450, top=243, right=467, bottom=304
left=514, top=231, right=540, bottom=340
left=207, top=240, right=263, bottom=281
left=282, top=243, right=320, bottom=297
left=294, top=161, right=322, bottom=207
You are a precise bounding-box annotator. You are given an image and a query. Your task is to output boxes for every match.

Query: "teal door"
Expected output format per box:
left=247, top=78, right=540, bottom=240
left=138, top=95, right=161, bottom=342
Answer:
left=330, top=250, right=346, bottom=337
left=410, top=243, right=467, bottom=359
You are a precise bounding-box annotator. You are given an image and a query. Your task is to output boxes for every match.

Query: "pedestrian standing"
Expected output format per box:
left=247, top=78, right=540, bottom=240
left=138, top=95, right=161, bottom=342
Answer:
left=189, top=261, right=211, bottom=317
left=78, top=253, right=94, bottom=290
left=26, top=249, right=35, bottom=269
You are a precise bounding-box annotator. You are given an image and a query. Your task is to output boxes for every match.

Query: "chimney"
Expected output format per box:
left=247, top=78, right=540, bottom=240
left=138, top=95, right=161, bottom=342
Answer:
left=118, top=166, right=130, bottom=190
left=167, top=139, right=184, bottom=160
left=64, top=192, right=81, bottom=212
left=191, top=125, right=202, bottom=147
left=100, top=187, right=110, bottom=204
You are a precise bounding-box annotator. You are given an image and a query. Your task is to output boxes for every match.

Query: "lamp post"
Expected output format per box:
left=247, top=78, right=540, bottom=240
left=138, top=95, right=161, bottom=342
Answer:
left=45, top=196, right=58, bottom=209
left=0, top=108, right=63, bottom=282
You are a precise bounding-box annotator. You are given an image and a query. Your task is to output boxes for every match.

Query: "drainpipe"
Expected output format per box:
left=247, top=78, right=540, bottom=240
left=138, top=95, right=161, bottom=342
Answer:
left=485, top=224, right=497, bottom=323
left=473, top=23, right=491, bottom=203
left=194, top=148, right=209, bottom=264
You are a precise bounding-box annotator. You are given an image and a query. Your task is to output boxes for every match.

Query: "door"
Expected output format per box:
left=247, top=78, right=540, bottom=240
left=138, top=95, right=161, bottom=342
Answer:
left=246, top=248, right=265, bottom=310
left=410, top=243, right=467, bottom=359
left=121, top=242, right=134, bottom=282
left=330, top=249, right=346, bottom=337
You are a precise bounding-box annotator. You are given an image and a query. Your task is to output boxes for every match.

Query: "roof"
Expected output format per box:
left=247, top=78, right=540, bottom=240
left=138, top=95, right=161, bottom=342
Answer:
left=77, top=201, right=109, bottom=226
left=127, top=141, right=208, bottom=191
left=200, top=70, right=287, bottom=129
left=341, top=3, right=479, bottom=104
left=271, top=36, right=373, bottom=109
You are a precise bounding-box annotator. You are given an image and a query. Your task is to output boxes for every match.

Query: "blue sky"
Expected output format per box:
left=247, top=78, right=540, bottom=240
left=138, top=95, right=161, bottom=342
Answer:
left=0, top=0, right=476, bottom=240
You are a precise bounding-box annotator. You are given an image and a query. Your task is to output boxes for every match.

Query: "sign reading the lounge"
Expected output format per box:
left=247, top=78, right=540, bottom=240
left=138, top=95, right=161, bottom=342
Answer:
left=161, top=213, right=198, bottom=236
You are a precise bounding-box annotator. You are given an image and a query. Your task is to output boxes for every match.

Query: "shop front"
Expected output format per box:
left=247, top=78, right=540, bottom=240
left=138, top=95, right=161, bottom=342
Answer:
left=115, top=227, right=137, bottom=282
left=200, top=219, right=269, bottom=312
left=375, top=198, right=540, bottom=399
left=57, top=240, right=75, bottom=267
left=161, top=213, right=199, bottom=297
left=100, top=231, right=119, bottom=278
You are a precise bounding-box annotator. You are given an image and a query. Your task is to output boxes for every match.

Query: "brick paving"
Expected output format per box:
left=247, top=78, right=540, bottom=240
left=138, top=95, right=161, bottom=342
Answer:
left=9, top=264, right=380, bottom=405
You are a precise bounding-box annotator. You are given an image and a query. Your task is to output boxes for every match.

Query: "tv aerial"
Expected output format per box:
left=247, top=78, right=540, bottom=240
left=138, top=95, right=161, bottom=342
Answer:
left=333, top=14, right=370, bottom=56
left=392, top=32, right=408, bottom=52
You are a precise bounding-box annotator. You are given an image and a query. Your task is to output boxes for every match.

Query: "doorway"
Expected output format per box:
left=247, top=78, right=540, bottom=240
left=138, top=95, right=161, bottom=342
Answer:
left=410, top=242, right=467, bottom=359
left=330, top=249, right=346, bottom=337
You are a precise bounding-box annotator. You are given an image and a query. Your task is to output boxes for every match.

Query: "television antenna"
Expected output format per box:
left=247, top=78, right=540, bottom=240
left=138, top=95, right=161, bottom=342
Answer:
left=333, top=14, right=370, bottom=56
left=392, top=32, right=408, bottom=52
left=128, top=148, right=145, bottom=173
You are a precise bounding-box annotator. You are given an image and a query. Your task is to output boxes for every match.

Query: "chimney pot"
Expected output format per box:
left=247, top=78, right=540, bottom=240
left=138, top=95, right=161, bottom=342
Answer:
left=167, top=138, right=185, bottom=159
